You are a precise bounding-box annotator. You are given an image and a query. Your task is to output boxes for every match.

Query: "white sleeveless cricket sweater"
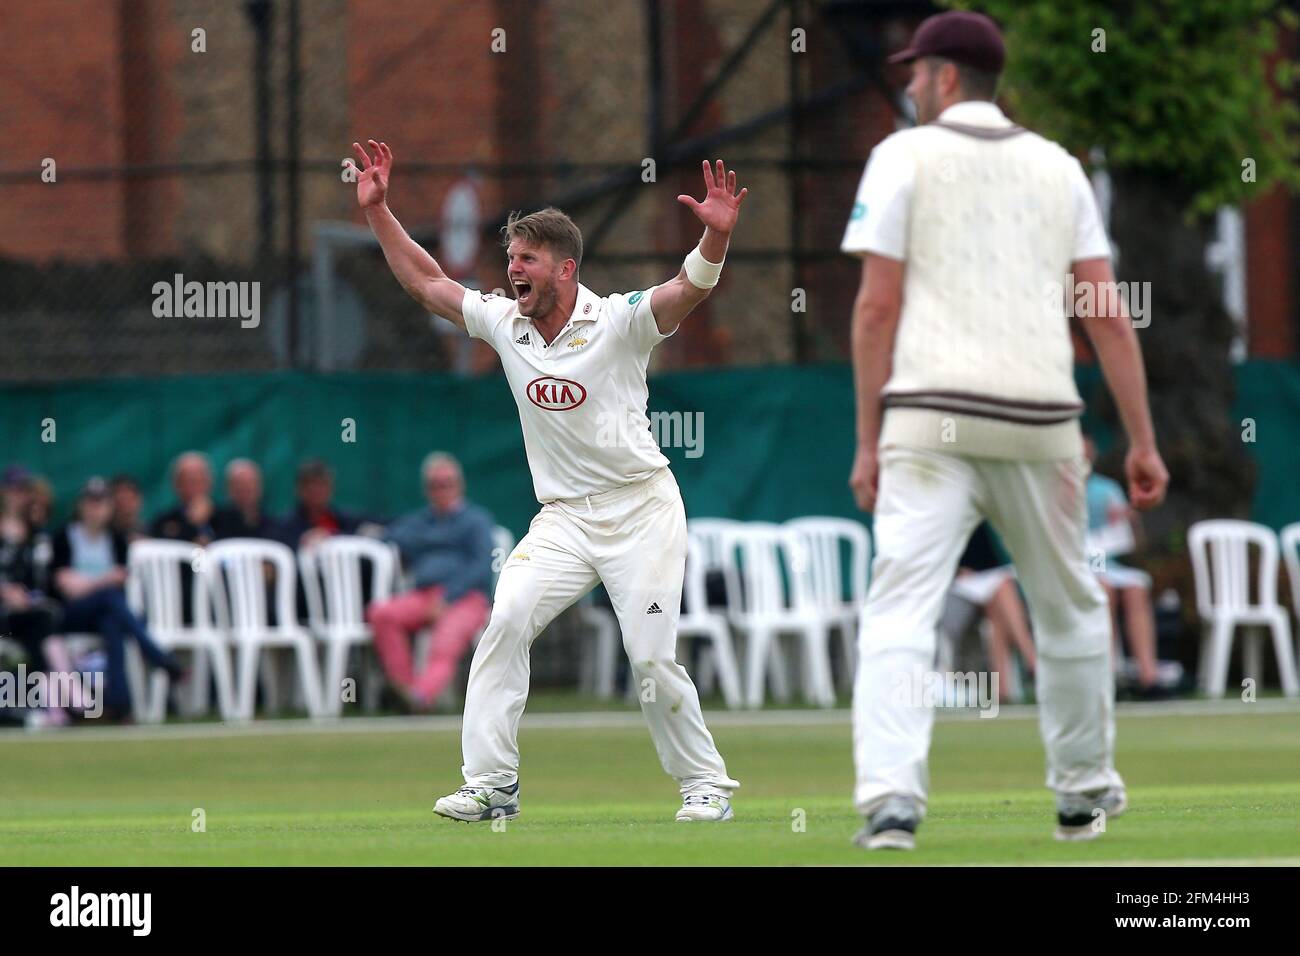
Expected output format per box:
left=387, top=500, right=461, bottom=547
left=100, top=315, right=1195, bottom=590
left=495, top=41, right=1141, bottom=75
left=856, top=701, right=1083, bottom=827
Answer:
left=881, top=119, right=1085, bottom=460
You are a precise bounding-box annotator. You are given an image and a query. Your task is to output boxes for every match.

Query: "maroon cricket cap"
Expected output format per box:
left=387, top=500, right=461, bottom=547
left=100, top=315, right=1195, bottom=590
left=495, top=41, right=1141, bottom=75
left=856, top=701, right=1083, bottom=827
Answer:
left=887, top=10, right=1006, bottom=74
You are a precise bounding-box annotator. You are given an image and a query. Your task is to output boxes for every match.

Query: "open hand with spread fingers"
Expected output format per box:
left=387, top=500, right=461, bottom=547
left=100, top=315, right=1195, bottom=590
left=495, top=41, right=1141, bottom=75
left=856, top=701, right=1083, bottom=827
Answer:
left=346, top=139, right=392, bottom=209
left=677, top=159, right=748, bottom=235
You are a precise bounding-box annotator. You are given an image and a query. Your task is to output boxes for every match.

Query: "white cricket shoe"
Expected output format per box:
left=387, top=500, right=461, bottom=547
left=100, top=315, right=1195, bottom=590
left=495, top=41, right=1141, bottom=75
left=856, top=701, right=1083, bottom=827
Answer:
left=675, top=792, right=734, bottom=822
left=852, top=795, right=920, bottom=851
left=433, top=782, right=520, bottom=823
left=1054, top=787, right=1127, bottom=841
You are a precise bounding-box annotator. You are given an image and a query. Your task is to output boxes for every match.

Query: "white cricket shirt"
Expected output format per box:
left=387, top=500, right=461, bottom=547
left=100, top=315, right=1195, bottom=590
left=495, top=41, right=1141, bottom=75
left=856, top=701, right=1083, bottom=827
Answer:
left=841, top=102, right=1112, bottom=264
left=461, top=283, right=672, bottom=502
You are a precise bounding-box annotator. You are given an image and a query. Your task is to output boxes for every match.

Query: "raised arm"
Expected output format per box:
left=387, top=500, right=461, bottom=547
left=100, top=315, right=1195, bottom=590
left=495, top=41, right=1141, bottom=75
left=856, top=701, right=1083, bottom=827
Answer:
left=347, top=140, right=469, bottom=330
left=1074, top=256, right=1169, bottom=510
left=650, top=160, right=748, bottom=335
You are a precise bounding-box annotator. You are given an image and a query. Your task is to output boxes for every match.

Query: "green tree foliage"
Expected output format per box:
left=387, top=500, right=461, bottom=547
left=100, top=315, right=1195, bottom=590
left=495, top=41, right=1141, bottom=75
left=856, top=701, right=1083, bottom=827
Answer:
left=951, top=0, right=1300, bottom=212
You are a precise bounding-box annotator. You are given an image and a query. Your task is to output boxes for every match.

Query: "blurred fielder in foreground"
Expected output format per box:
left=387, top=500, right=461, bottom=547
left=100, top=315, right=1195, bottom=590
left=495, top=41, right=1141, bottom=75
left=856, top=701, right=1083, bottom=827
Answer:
left=348, top=141, right=746, bottom=824
left=843, top=11, right=1169, bottom=849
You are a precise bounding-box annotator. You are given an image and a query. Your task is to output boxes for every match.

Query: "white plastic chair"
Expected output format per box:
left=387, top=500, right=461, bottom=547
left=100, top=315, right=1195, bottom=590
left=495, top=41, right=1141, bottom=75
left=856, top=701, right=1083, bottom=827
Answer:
left=1188, top=520, right=1298, bottom=698
left=127, top=538, right=236, bottom=722
left=579, top=592, right=621, bottom=700
left=1280, top=523, right=1300, bottom=632
left=687, top=518, right=788, bottom=702
left=676, top=532, right=743, bottom=708
left=785, top=517, right=872, bottom=690
left=300, top=535, right=396, bottom=716
left=202, top=538, right=325, bottom=719
left=724, top=521, right=836, bottom=708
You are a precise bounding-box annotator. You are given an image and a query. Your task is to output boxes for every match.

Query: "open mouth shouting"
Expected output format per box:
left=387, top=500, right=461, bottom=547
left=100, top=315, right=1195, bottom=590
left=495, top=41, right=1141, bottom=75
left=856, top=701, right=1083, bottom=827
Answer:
left=512, top=277, right=535, bottom=310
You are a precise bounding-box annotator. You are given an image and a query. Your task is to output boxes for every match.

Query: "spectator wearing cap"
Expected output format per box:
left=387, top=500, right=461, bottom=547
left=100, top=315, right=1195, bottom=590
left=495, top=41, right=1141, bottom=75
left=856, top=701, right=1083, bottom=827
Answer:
left=149, top=451, right=217, bottom=545
left=277, top=459, right=369, bottom=551
left=367, top=453, right=494, bottom=710
left=109, top=475, right=147, bottom=542
left=212, top=459, right=277, bottom=540
left=52, top=477, right=183, bottom=721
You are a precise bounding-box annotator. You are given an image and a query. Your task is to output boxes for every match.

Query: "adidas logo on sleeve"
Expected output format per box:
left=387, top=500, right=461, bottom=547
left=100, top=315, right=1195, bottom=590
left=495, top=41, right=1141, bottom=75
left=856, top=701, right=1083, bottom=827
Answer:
left=646, top=602, right=662, bottom=614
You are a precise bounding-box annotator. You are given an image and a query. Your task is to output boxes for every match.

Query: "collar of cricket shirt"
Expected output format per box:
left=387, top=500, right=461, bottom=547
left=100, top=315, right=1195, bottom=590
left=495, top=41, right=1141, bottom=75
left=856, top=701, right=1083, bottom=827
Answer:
left=569, top=283, right=602, bottom=324
left=515, top=282, right=602, bottom=326
left=935, top=100, right=1012, bottom=129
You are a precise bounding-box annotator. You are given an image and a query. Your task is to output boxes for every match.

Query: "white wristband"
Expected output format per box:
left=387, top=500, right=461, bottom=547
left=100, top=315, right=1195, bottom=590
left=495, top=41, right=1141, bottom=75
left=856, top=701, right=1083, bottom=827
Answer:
left=683, top=244, right=724, bottom=289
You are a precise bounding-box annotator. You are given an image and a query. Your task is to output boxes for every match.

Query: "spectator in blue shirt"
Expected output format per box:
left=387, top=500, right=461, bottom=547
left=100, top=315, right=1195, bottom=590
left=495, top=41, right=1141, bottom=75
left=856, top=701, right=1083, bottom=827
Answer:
left=367, top=453, right=495, bottom=710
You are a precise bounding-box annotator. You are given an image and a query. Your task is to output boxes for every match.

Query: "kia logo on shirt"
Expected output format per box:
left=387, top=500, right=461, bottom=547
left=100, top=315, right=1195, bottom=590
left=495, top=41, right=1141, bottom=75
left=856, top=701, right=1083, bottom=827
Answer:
left=526, top=376, right=587, bottom=411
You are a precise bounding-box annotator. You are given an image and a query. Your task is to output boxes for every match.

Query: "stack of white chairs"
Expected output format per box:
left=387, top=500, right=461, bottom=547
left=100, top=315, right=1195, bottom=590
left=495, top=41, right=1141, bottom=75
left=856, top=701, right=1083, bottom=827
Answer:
left=723, top=521, right=837, bottom=708
left=202, top=538, right=325, bottom=719
left=127, top=538, right=235, bottom=722
left=785, top=517, right=871, bottom=692
left=300, top=535, right=396, bottom=716
left=1188, top=520, right=1298, bottom=698
left=683, top=516, right=875, bottom=709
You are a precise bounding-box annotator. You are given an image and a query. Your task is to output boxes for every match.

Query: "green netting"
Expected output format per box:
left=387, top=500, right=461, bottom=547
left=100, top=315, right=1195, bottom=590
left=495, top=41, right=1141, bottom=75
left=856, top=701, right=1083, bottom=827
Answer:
left=2, top=361, right=1296, bottom=538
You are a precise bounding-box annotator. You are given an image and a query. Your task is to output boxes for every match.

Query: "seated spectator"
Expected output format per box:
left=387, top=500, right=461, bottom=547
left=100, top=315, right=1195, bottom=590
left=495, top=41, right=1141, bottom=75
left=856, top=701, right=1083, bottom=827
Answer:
left=1084, top=435, right=1159, bottom=692
left=213, top=458, right=277, bottom=539
left=949, top=523, right=1036, bottom=703
left=150, top=452, right=217, bottom=545
left=1, top=465, right=73, bottom=724
left=367, top=453, right=493, bottom=711
left=110, top=475, right=147, bottom=542
left=53, top=477, right=183, bottom=721
left=27, top=474, right=54, bottom=533
left=278, top=459, right=366, bottom=551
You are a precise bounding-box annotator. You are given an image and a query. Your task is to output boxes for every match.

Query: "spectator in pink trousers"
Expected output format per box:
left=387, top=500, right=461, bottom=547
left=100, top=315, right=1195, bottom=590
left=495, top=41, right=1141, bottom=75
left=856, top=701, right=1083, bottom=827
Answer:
left=368, top=453, right=494, bottom=711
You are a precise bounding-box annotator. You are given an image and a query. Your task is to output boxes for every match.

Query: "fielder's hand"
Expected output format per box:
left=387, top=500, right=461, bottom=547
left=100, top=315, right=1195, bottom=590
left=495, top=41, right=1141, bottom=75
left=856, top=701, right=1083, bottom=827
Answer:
left=849, top=446, right=880, bottom=513
left=1125, top=445, right=1169, bottom=511
left=347, top=139, right=392, bottom=209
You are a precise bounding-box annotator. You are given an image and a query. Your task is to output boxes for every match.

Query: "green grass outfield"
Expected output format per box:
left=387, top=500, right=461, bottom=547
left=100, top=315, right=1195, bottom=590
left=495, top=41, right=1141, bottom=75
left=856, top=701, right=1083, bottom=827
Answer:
left=1, top=702, right=1298, bottom=866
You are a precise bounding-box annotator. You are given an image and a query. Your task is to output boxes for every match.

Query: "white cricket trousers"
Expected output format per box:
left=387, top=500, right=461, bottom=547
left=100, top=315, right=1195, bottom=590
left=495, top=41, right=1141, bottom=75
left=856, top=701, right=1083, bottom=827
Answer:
left=853, top=445, right=1123, bottom=818
left=461, top=467, right=739, bottom=796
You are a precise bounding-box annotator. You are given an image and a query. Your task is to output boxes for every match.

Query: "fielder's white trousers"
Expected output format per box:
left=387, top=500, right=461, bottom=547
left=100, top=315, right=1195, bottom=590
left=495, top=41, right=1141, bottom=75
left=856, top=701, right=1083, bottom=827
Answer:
left=461, top=467, right=739, bottom=796
left=853, top=445, right=1123, bottom=818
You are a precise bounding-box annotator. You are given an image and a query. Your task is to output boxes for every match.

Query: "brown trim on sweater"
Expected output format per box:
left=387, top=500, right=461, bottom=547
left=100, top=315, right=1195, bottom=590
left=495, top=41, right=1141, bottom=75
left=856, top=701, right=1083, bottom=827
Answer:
left=883, top=389, right=1084, bottom=425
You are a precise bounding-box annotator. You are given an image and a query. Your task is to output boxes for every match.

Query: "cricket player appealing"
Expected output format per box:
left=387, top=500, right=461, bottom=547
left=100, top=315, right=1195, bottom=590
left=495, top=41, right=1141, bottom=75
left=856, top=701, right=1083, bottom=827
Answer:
left=348, top=141, right=747, bottom=823
left=842, top=12, right=1169, bottom=849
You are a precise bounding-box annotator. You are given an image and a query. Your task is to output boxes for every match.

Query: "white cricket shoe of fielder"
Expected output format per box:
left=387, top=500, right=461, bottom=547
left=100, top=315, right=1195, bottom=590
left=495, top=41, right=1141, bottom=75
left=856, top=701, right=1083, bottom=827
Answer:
left=852, top=795, right=920, bottom=851
left=433, top=782, right=520, bottom=823
left=675, top=792, right=734, bottom=822
left=1054, top=787, right=1127, bottom=841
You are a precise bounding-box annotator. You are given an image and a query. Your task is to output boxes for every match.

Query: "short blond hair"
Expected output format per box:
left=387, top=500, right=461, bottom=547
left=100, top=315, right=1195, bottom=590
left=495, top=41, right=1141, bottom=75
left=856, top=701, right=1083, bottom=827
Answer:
left=501, top=207, right=582, bottom=271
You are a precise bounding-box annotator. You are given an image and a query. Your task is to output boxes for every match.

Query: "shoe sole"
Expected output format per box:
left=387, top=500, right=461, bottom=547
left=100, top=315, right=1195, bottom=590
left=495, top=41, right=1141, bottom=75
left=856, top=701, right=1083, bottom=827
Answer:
left=863, top=828, right=915, bottom=850
left=675, top=806, right=735, bottom=823
left=434, top=804, right=520, bottom=823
